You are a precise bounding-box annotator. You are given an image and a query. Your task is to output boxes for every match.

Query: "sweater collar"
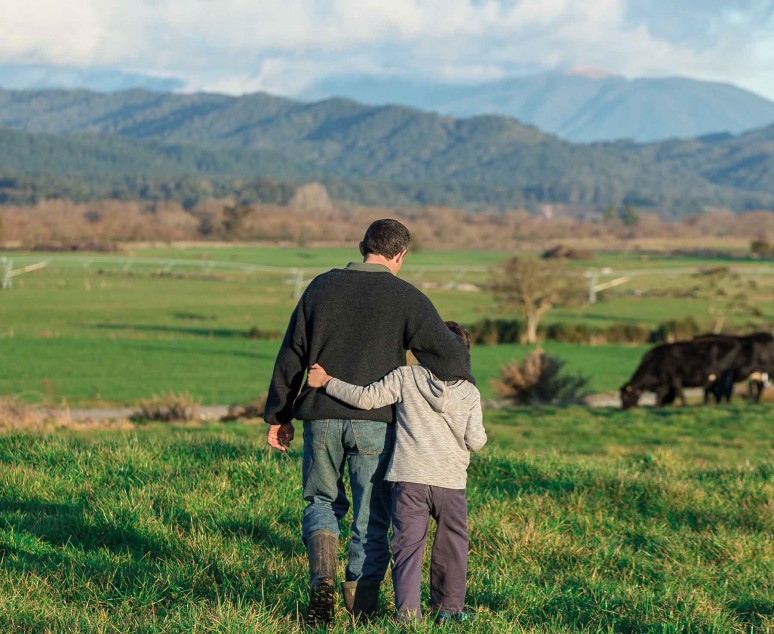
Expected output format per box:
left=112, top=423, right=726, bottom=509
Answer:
left=344, top=262, right=392, bottom=274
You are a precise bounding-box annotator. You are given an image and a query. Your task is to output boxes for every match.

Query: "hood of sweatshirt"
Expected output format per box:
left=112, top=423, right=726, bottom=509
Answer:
left=409, top=365, right=475, bottom=414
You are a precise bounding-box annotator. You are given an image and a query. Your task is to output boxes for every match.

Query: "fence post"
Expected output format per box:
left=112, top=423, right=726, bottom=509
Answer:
left=587, top=271, right=598, bottom=304
left=292, top=269, right=304, bottom=300
left=1, top=257, right=11, bottom=290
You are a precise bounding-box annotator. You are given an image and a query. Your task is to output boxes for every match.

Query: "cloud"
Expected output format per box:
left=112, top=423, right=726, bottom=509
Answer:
left=0, top=1, right=105, bottom=64
left=0, top=0, right=772, bottom=100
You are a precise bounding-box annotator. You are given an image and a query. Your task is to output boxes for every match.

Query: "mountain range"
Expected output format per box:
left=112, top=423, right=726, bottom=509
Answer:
left=4, top=64, right=774, bottom=143
left=1, top=87, right=773, bottom=214
left=310, top=71, right=774, bottom=143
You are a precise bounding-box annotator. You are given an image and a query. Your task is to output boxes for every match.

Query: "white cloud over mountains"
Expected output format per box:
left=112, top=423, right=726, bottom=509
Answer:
left=1, top=0, right=773, bottom=99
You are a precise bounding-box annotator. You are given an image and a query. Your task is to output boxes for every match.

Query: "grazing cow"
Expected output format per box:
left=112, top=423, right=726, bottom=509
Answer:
left=698, top=332, right=774, bottom=403
left=620, top=338, right=742, bottom=409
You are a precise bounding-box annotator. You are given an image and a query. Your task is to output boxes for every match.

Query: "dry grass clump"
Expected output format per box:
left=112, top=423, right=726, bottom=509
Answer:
left=0, top=397, right=40, bottom=430
left=131, top=391, right=200, bottom=423
left=0, top=397, right=73, bottom=431
left=492, top=348, right=591, bottom=405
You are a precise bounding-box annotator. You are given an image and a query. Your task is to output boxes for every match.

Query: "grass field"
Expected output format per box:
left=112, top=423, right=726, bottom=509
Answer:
left=2, top=245, right=772, bottom=632
left=1, top=245, right=773, bottom=407
left=0, top=335, right=646, bottom=407
left=1, top=405, right=772, bottom=632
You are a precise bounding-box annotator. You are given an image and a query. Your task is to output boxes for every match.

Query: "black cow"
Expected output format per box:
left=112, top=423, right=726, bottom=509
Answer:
left=698, top=332, right=774, bottom=403
left=620, top=338, right=742, bottom=409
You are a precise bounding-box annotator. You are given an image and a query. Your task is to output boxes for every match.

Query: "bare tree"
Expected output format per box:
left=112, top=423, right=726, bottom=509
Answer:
left=490, top=255, right=582, bottom=344
left=692, top=267, right=761, bottom=333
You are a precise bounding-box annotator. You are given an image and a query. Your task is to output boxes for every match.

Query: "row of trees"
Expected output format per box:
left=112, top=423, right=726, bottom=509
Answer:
left=3, top=195, right=774, bottom=250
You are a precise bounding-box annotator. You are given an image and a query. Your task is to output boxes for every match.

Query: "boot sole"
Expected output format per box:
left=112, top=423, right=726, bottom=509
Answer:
left=306, top=577, right=335, bottom=628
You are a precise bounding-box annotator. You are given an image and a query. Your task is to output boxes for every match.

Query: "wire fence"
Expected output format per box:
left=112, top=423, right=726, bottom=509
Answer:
left=0, top=255, right=490, bottom=297
left=3, top=254, right=774, bottom=300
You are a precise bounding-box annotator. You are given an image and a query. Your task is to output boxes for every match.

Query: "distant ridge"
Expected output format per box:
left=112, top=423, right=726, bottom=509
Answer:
left=310, top=72, right=774, bottom=143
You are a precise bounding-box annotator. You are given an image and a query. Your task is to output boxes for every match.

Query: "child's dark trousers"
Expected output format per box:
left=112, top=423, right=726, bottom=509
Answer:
left=390, top=481, right=468, bottom=620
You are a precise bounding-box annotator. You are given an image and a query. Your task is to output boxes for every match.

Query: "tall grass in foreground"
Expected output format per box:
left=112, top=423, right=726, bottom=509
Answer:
left=0, top=406, right=772, bottom=633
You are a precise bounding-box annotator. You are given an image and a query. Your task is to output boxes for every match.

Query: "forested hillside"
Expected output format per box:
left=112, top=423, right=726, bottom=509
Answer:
left=1, top=88, right=774, bottom=213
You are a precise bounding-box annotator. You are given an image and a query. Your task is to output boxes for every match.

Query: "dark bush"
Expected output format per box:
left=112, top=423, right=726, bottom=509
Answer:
left=541, top=244, right=594, bottom=260
left=650, top=316, right=702, bottom=343
left=466, top=319, right=521, bottom=345
left=544, top=322, right=594, bottom=343
left=246, top=326, right=280, bottom=340
left=220, top=394, right=268, bottom=422
left=750, top=238, right=773, bottom=258
left=469, top=316, right=707, bottom=345
left=605, top=323, right=652, bottom=343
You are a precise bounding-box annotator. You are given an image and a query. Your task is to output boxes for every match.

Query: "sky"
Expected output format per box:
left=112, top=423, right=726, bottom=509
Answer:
left=2, top=0, right=774, bottom=100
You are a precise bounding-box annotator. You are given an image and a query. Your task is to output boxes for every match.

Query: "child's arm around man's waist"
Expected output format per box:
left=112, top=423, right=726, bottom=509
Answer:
left=307, top=362, right=405, bottom=410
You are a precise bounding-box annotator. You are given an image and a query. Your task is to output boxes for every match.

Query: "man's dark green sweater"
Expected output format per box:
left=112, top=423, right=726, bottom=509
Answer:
left=264, top=262, right=475, bottom=425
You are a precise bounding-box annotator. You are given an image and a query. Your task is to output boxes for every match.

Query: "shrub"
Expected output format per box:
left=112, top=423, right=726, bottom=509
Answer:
left=543, top=322, right=594, bottom=343
left=466, top=319, right=521, bottom=345
left=132, top=391, right=199, bottom=423
left=470, top=317, right=710, bottom=345
left=750, top=238, right=773, bottom=258
left=246, top=326, right=280, bottom=340
left=650, top=316, right=702, bottom=343
left=220, top=394, right=268, bottom=422
left=604, top=322, right=652, bottom=343
left=541, top=244, right=594, bottom=260
left=491, top=348, right=591, bottom=405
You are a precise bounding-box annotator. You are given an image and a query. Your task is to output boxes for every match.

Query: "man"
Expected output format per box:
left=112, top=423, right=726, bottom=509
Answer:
left=264, top=219, right=474, bottom=627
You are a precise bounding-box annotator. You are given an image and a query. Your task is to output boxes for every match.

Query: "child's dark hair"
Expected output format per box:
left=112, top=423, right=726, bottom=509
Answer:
left=444, top=321, right=471, bottom=350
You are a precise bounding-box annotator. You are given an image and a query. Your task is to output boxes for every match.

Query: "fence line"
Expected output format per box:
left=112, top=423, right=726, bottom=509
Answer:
left=0, top=255, right=492, bottom=298
left=0, top=255, right=489, bottom=275
left=4, top=254, right=774, bottom=277
left=4, top=253, right=774, bottom=301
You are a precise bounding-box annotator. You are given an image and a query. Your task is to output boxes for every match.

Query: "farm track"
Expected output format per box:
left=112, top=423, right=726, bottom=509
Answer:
left=65, top=404, right=231, bottom=422
left=60, top=385, right=762, bottom=421
left=64, top=392, right=669, bottom=420
left=29, top=386, right=774, bottom=424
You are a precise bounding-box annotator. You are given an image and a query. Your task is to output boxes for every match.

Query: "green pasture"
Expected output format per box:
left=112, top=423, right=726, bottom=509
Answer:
left=127, top=244, right=763, bottom=271
left=1, top=246, right=773, bottom=406
left=565, top=249, right=766, bottom=270
left=1, top=405, right=772, bottom=632
left=128, top=245, right=511, bottom=269
left=0, top=337, right=646, bottom=406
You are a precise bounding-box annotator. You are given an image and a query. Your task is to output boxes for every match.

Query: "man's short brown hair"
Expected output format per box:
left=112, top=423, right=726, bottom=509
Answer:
left=444, top=321, right=471, bottom=350
left=362, top=219, right=410, bottom=259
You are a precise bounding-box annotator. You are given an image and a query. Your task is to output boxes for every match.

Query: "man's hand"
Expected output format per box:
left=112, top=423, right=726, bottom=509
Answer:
left=267, top=422, right=295, bottom=452
left=307, top=363, right=333, bottom=388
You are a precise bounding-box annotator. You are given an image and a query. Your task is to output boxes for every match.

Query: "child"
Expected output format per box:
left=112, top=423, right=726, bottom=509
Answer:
left=307, top=321, right=486, bottom=623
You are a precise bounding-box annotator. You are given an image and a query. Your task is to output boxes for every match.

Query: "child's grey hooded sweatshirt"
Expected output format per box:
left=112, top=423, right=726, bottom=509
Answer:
left=325, top=365, right=486, bottom=489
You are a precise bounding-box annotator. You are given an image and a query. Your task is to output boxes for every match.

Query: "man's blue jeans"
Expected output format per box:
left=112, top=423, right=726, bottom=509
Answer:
left=301, top=419, right=395, bottom=582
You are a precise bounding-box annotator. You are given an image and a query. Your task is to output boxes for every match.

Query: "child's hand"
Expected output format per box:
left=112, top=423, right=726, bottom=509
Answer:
left=308, top=363, right=332, bottom=388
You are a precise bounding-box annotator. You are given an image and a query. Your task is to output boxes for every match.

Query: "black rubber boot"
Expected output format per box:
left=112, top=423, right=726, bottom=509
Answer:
left=341, top=580, right=381, bottom=621
left=305, top=530, right=338, bottom=629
